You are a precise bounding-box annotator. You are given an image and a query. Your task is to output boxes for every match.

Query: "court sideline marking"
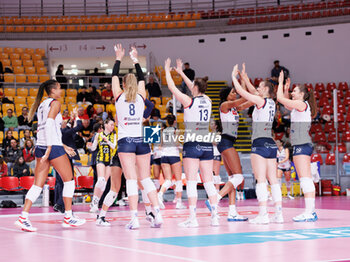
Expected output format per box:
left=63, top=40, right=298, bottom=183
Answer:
left=0, top=227, right=204, bottom=262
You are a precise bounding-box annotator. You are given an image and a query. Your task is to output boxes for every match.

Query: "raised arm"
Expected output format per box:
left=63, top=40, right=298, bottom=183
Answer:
left=232, top=64, right=265, bottom=108
left=112, top=44, right=125, bottom=99
left=241, top=63, right=259, bottom=95
left=174, top=58, right=194, bottom=93
left=276, top=71, right=305, bottom=111
left=165, top=58, right=192, bottom=108
left=284, top=77, right=291, bottom=98
left=129, top=46, right=146, bottom=99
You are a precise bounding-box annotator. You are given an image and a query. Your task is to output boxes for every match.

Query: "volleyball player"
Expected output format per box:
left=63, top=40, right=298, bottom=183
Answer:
left=277, top=72, right=318, bottom=222
left=276, top=139, right=294, bottom=199
left=151, top=143, right=162, bottom=190
left=210, top=120, right=222, bottom=192
left=167, top=58, right=219, bottom=227
left=233, top=64, right=283, bottom=224
left=158, top=114, right=185, bottom=209
left=89, top=119, right=117, bottom=214
left=113, top=44, right=162, bottom=229
left=15, top=80, right=85, bottom=232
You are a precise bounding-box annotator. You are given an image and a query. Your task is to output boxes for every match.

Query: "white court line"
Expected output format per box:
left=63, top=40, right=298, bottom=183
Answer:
left=0, top=212, right=87, bottom=218
left=318, top=259, right=350, bottom=262
left=0, top=226, right=204, bottom=262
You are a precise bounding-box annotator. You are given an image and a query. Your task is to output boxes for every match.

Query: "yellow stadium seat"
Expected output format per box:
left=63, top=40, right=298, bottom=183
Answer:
left=56, top=25, right=65, bottom=32
left=15, top=26, right=25, bottom=32
left=4, top=74, right=14, bottom=82
left=47, top=25, right=55, bottom=32
left=66, top=25, right=76, bottom=32
left=0, top=47, right=2, bottom=52
left=177, top=113, right=184, bottom=122
left=192, top=13, right=201, bottom=20
left=67, top=104, right=77, bottom=112
left=173, top=14, right=183, bottom=21
left=86, top=25, right=95, bottom=31
left=166, top=22, right=176, bottom=29
left=65, top=96, right=76, bottom=104
left=34, top=60, right=44, bottom=67
left=53, top=17, right=63, bottom=24
left=32, top=54, right=42, bottom=61
left=22, top=60, right=33, bottom=67
left=17, top=88, right=28, bottom=96
left=25, top=48, right=34, bottom=55
left=2, top=103, right=15, bottom=112
left=15, top=96, right=27, bottom=104
left=187, top=21, right=196, bottom=27
left=136, top=23, right=146, bottom=30
left=29, top=88, right=39, bottom=96
left=36, top=67, right=47, bottom=75
left=177, top=21, right=186, bottom=28
left=16, top=74, right=26, bottom=83
left=3, top=47, right=14, bottom=53
left=127, top=24, right=136, bottom=30
left=10, top=53, right=20, bottom=60
left=25, top=26, right=35, bottom=32
left=162, top=97, right=171, bottom=105
left=27, top=75, right=39, bottom=83
left=96, top=25, right=106, bottom=31
left=183, top=13, right=192, bottom=20
left=0, top=132, right=3, bottom=142
left=14, top=47, right=23, bottom=54
left=15, top=104, right=27, bottom=113
left=66, top=89, right=77, bottom=97
left=13, top=66, right=24, bottom=74
left=27, top=96, right=36, bottom=105
left=21, top=53, right=31, bottom=60
left=1, top=59, right=11, bottom=67
left=12, top=131, right=19, bottom=140
left=0, top=53, right=8, bottom=59
left=156, top=23, right=166, bottom=29
left=117, top=24, right=126, bottom=30
left=76, top=25, right=86, bottom=32
left=35, top=26, right=45, bottom=32
left=151, top=97, right=161, bottom=105
left=0, top=26, right=3, bottom=33
left=57, top=97, right=65, bottom=104
left=106, top=24, right=115, bottom=31
left=33, top=17, right=44, bottom=25
left=25, top=66, right=36, bottom=74
left=11, top=59, right=22, bottom=66
left=93, top=104, right=105, bottom=111
left=39, top=75, right=50, bottom=82
left=35, top=48, right=45, bottom=57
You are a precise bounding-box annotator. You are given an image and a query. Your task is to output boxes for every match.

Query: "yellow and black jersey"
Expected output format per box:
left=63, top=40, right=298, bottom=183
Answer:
left=96, top=131, right=117, bottom=163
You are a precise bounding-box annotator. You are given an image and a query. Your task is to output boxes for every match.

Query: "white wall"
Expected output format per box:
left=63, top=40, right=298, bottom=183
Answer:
left=0, top=23, right=349, bottom=84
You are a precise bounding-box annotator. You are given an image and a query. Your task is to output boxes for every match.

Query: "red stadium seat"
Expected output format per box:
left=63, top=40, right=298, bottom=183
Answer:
left=343, top=96, right=350, bottom=107
left=327, top=131, right=337, bottom=142
left=342, top=130, right=350, bottom=142
left=313, top=131, right=327, bottom=143
left=338, top=104, right=346, bottom=114
left=327, top=82, right=337, bottom=92
left=325, top=153, right=336, bottom=165
left=310, top=123, right=323, bottom=133
left=322, top=105, right=333, bottom=115
left=315, top=83, right=325, bottom=92
left=343, top=153, right=350, bottom=163
left=19, top=176, right=35, bottom=190
left=274, top=132, right=284, bottom=140
left=334, top=143, right=347, bottom=153
left=346, top=111, right=350, bottom=122
left=320, top=90, right=332, bottom=99
left=318, top=97, right=329, bottom=107
left=338, top=82, right=349, bottom=91
left=324, top=122, right=335, bottom=133
left=46, top=177, right=56, bottom=190
left=78, top=176, right=93, bottom=189
left=1, top=177, right=20, bottom=191
left=337, top=112, right=345, bottom=122
left=339, top=122, right=349, bottom=133
left=311, top=153, right=323, bottom=165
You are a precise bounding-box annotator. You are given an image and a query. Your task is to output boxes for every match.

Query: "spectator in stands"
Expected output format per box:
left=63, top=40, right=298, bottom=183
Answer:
left=20, top=129, right=36, bottom=148
left=22, top=139, right=35, bottom=173
left=13, top=156, right=31, bottom=178
left=96, top=106, right=108, bottom=121
left=106, top=99, right=116, bottom=119
left=0, top=61, right=3, bottom=82
left=166, top=98, right=183, bottom=113
left=85, top=105, right=97, bottom=119
left=77, top=106, right=88, bottom=120
left=17, top=107, right=32, bottom=131
left=271, top=60, right=289, bottom=84
left=150, top=99, right=161, bottom=121
left=2, top=130, right=15, bottom=153
left=90, top=68, right=105, bottom=88
left=88, top=85, right=103, bottom=104
left=0, top=156, right=8, bottom=177
left=0, top=117, right=4, bottom=132
left=181, top=62, right=195, bottom=94
left=77, top=86, right=93, bottom=105
left=79, top=117, right=94, bottom=142
left=146, top=75, right=162, bottom=98
left=62, top=109, right=70, bottom=121
left=3, top=109, right=19, bottom=132
left=4, top=139, right=22, bottom=175
left=101, top=83, right=114, bottom=104
left=55, top=64, right=68, bottom=89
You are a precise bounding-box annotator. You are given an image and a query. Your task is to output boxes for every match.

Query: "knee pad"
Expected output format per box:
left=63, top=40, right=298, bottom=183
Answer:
left=96, top=177, right=107, bottom=191
left=228, top=174, right=244, bottom=189
left=204, top=181, right=217, bottom=197
left=271, top=184, right=282, bottom=203
left=63, top=180, right=75, bottom=198
left=175, top=180, right=183, bottom=193
left=256, top=183, right=268, bottom=202
left=300, top=177, right=315, bottom=194
left=25, top=185, right=42, bottom=203
left=213, top=175, right=221, bottom=185
left=103, top=190, right=117, bottom=207
left=153, top=179, right=160, bottom=190
left=141, top=177, right=156, bottom=194
left=141, top=189, right=150, bottom=203
left=162, top=179, right=172, bottom=190
left=186, top=180, right=197, bottom=198
left=126, top=179, right=138, bottom=196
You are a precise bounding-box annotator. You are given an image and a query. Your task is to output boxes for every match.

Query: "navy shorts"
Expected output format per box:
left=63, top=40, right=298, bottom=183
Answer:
left=151, top=156, right=161, bottom=166
left=117, top=137, right=151, bottom=155
left=35, top=145, right=66, bottom=160
left=110, top=154, right=121, bottom=168
left=293, top=143, right=313, bottom=156
left=213, top=155, right=221, bottom=161
left=278, top=167, right=291, bottom=172
left=161, top=156, right=181, bottom=165
left=183, top=142, right=213, bottom=161
left=251, top=138, right=277, bottom=159
left=96, top=161, right=110, bottom=166
left=217, top=135, right=236, bottom=153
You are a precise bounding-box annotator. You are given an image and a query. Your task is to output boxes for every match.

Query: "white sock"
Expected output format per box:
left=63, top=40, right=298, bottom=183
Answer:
left=99, top=209, right=107, bottom=218
left=145, top=205, right=152, bottom=214
left=154, top=179, right=160, bottom=190
left=259, top=205, right=267, bottom=215
left=211, top=204, right=218, bottom=215
left=153, top=206, right=160, bottom=214
left=130, top=210, right=138, bottom=218
left=229, top=205, right=237, bottom=215
left=275, top=204, right=282, bottom=215
left=158, top=191, right=163, bottom=197
left=217, top=193, right=222, bottom=201
left=305, top=197, right=315, bottom=213
left=189, top=205, right=196, bottom=219
left=21, top=211, right=29, bottom=219
left=177, top=198, right=182, bottom=203
left=65, top=210, right=72, bottom=218
left=92, top=196, right=100, bottom=206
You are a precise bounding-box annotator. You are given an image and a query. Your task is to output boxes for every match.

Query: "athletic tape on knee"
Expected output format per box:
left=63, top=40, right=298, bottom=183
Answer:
left=271, top=184, right=282, bottom=203
left=300, top=177, right=315, bottom=194
left=213, top=175, right=221, bottom=185
left=175, top=180, right=183, bottom=193
left=141, top=189, right=150, bottom=203
left=228, top=174, right=244, bottom=188
left=204, top=181, right=217, bottom=197
left=186, top=180, right=197, bottom=198
left=162, top=179, right=172, bottom=190
left=126, top=179, right=138, bottom=196
left=96, top=177, right=107, bottom=191
left=256, top=183, right=268, bottom=202
left=25, top=185, right=42, bottom=203
left=141, top=177, right=156, bottom=194
left=103, top=190, right=117, bottom=207
left=63, top=180, right=75, bottom=198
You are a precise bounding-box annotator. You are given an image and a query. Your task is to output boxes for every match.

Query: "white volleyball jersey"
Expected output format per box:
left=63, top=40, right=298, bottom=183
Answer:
left=290, top=101, right=312, bottom=145
left=115, top=93, right=144, bottom=140
left=184, top=96, right=212, bottom=142
left=152, top=143, right=162, bottom=159
left=161, top=126, right=180, bottom=157
left=36, top=98, right=63, bottom=146
left=252, top=98, right=275, bottom=140
left=213, top=144, right=220, bottom=157
left=220, top=106, right=239, bottom=138
left=277, top=148, right=291, bottom=169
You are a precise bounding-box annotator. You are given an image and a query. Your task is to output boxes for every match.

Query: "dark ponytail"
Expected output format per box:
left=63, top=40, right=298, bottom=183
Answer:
left=28, top=79, right=58, bottom=121
left=298, top=84, right=317, bottom=118
left=219, top=87, right=232, bottom=105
